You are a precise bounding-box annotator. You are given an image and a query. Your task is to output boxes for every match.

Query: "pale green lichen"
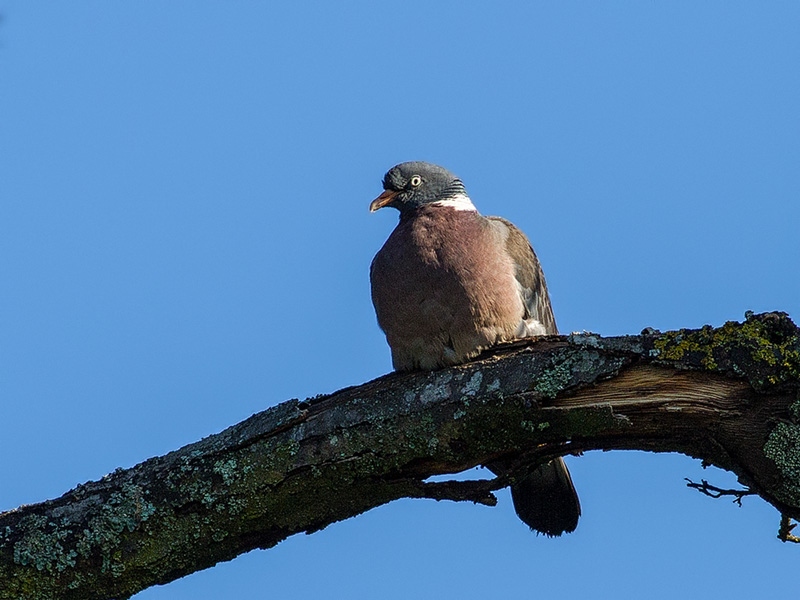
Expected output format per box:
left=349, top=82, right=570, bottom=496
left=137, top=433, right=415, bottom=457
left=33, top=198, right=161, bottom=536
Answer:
left=533, top=350, right=607, bottom=399
left=213, top=459, right=238, bottom=486
left=227, top=497, right=247, bottom=516
left=74, top=482, right=156, bottom=576
left=567, top=332, right=602, bottom=348
left=419, top=373, right=453, bottom=404
left=11, top=481, right=156, bottom=582
left=790, top=397, right=800, bottom=422
left=12, top=514, right=77, bottom=574
left=453, top=407, right=467, bottom=420
left=533, top=360, right=575, bottom=399
left=462, top=372, right=483, bottom=396
left=764, top=419, right=800, bottom=506
left=519, top=420, right=549, bottom=433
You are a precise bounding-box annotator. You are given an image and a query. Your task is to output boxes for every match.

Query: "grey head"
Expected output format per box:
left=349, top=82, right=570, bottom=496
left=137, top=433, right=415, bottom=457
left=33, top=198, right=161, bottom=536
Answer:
left=369, top=161, right=469, bottom=216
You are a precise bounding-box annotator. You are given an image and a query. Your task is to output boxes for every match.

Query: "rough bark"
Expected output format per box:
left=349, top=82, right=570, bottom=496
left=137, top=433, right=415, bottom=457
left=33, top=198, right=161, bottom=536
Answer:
left=1, top=312, right=799, bottom=600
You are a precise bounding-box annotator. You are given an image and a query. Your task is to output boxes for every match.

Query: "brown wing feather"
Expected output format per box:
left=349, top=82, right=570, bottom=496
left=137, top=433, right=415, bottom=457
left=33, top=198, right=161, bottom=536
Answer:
left=485, top=219, right=579, bottom=536
left=486, top=216, right=557, bottom=335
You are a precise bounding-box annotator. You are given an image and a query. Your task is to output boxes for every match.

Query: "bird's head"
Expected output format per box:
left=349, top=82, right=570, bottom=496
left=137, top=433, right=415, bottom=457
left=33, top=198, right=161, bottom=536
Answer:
left=370, top=162, right=473, bottom=215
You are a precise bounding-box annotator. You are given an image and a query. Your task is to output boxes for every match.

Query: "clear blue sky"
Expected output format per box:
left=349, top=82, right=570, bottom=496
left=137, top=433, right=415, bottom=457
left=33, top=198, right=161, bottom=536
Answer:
left=2, top=2, right=799, bottom=598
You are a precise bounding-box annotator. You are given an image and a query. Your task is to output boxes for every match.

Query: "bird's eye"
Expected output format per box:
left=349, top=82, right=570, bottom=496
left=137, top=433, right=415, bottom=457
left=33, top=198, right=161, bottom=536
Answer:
left=410, top=175, right=422, bottom=187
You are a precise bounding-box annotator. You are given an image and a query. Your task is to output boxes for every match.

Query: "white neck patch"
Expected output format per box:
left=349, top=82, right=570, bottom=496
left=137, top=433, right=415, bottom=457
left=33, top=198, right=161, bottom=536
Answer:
left=429, top=193, right=477, bottom=212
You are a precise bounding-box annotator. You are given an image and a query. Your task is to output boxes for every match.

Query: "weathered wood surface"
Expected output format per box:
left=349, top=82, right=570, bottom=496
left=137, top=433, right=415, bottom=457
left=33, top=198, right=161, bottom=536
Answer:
left=1, top=312, right=798, bottom=600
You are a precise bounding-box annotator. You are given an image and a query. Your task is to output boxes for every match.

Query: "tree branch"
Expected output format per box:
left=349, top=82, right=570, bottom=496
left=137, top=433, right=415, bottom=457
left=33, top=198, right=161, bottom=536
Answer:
left=1, top=311, right=799, bottom=599
left=684, top=478, right=757, bottom=506
left=778, top=514, right=800, bottom=543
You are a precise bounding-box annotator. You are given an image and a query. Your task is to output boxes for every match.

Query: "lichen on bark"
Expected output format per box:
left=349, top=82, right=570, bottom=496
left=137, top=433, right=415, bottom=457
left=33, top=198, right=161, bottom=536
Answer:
left=763, top=399, right=800, bottom=506
left=652, top=311, right=800, bottom=390
left=1, top=312, right=799, bottom=600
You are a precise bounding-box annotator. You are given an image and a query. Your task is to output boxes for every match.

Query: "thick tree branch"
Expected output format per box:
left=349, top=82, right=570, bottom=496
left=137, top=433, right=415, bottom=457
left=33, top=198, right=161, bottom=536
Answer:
left=1, top=312, right=799, bottom=599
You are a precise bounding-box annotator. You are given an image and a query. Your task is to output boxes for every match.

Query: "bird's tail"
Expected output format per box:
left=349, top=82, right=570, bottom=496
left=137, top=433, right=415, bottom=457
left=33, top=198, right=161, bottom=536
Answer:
left=509, top=457, right=581, bottom=537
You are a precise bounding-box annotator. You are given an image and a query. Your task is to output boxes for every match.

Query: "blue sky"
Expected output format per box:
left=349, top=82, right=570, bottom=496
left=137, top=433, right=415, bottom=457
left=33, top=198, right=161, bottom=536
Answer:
left=1, top=2, right=799, bottom=598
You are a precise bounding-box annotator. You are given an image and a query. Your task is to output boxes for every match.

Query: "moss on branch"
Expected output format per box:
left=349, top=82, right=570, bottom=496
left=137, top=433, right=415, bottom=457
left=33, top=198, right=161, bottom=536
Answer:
left=1, top=312, right=798, bottom=600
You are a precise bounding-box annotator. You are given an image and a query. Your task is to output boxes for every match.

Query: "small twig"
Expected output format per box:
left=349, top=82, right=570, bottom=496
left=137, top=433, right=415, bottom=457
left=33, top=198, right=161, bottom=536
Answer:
left=778, top=514, right=800, bottom=543
left=685, top=478, right=755, bottom=506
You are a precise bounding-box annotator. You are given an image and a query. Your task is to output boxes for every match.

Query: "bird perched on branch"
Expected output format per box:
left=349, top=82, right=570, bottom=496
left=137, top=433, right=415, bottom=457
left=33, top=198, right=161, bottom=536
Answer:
left=369, top=161, right=580, bottom=536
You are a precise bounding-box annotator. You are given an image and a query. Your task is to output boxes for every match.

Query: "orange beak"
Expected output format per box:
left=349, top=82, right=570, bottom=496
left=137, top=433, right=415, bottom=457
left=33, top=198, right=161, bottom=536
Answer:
left=369, top=189, right=398, bottom=212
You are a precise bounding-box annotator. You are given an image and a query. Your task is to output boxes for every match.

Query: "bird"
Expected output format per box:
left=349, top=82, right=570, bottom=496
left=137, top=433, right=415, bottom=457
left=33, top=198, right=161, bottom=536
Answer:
left=369, top=161, right=580, bottom=536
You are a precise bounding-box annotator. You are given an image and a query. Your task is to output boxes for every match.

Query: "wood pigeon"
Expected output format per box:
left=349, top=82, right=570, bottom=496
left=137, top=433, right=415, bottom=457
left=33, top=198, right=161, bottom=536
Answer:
left=369, top=161, right=580, bottom=536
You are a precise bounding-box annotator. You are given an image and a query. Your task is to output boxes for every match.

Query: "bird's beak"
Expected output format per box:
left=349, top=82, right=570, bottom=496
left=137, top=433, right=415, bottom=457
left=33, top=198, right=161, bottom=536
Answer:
left=369, top=189, right=398, bottom=212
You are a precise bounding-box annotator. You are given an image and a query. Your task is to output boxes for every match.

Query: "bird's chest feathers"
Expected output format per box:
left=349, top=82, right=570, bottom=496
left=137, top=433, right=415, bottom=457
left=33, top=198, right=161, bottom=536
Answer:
left=394, top=210, right=480, bottom=266
left=376, top=208, right=520, bottom=313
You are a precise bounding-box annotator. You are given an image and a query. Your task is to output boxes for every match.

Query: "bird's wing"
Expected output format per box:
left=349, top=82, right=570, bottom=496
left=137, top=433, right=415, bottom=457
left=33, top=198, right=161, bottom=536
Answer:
left=487, top=216, right=558, bottom=335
